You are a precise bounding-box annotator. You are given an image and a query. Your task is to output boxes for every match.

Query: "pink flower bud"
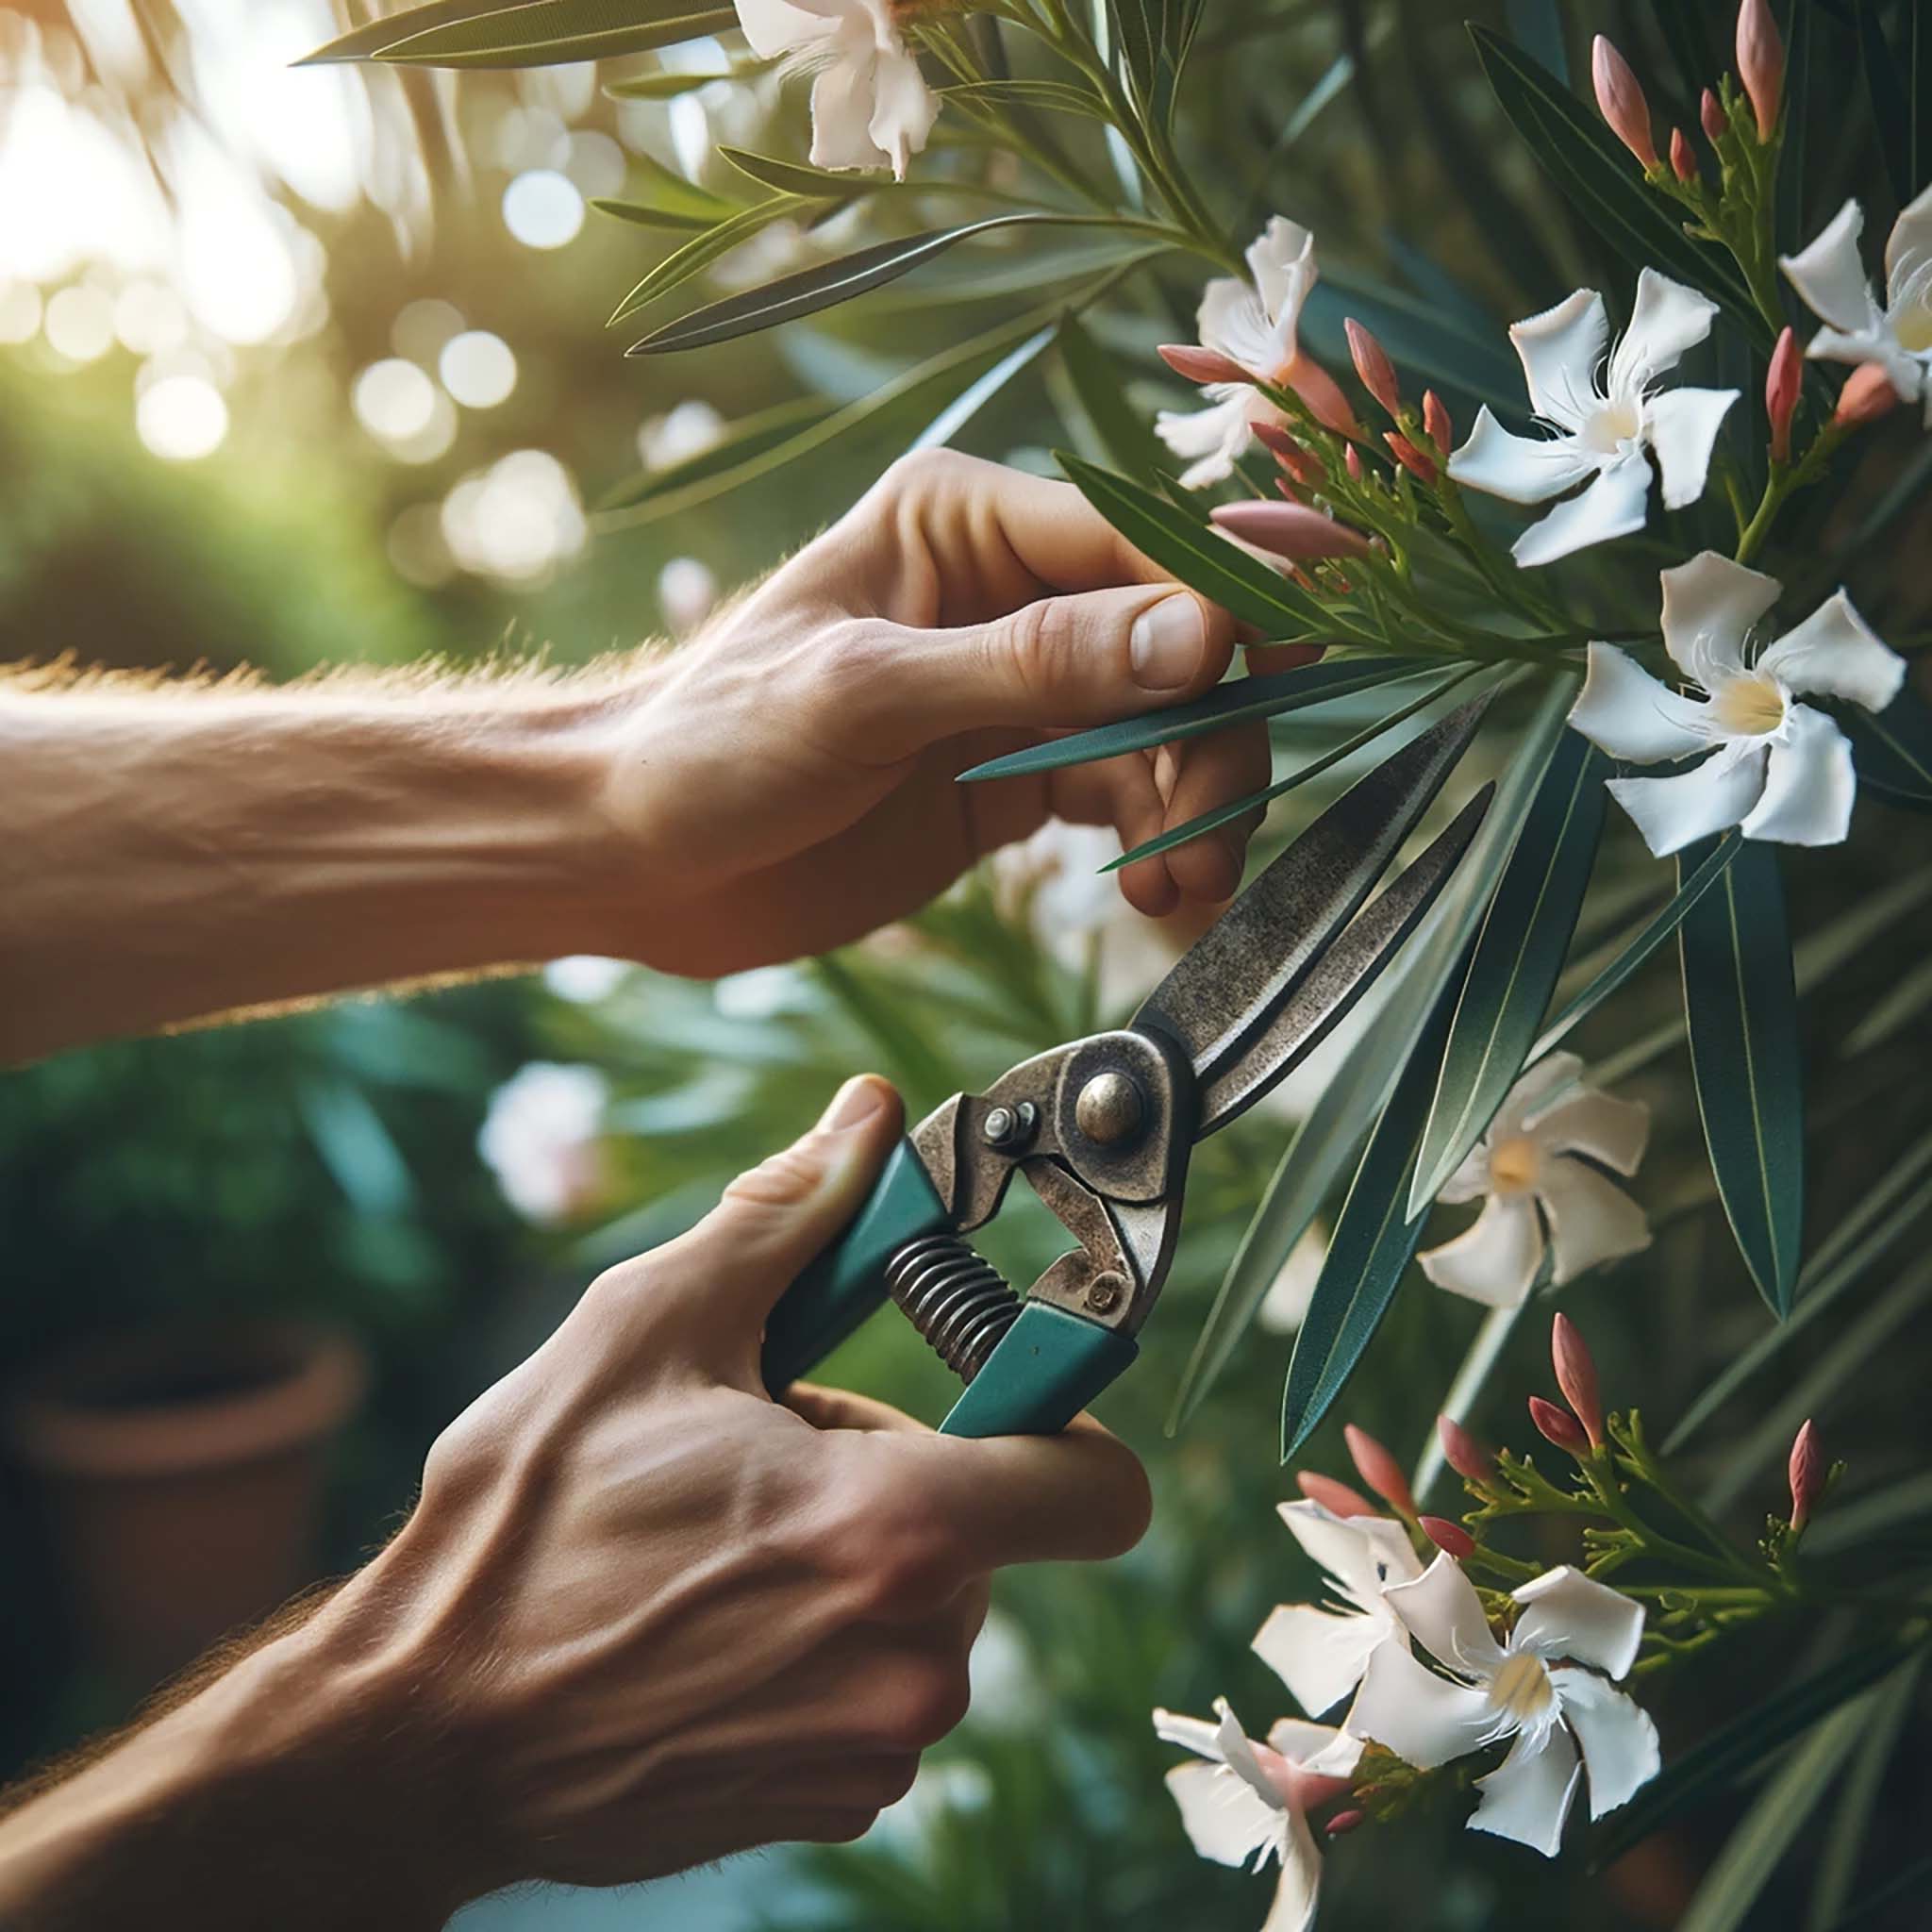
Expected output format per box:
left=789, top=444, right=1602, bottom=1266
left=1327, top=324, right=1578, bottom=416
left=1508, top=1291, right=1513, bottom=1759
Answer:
left=1764, top=326, right=1800, bottom=462
left=1550, top=1313, right=1605, bottom=1450
left=1701, top=87, right=1726, bottom=143
left=1671, top=126, right=1697, bottom=183
left=1528, top=1395, right=1590, bottom=1456
left=1275, top=475, right=1308, bottom=506
left=1437, top=1413, right=1493, bottom=1485
left=1422, top=390, right=1453, bottom=456
left=1296, top=1470, right=1378, bottom=1519
left=1591, top=36, right=1657, bottom=168
left=1788, top=1417, right=1824, bottom=1532
left=1324, top=1808, right=1366, bottom=1838
left=1344, top=320, right=1401, bottom=417
left=1212, top=500, right=1374, bottom=561
left=1158, top=341, right=1252, bottom=387
left=1420, top=1514, right=1474, bottom=1560
left=1384, top=432, right=1438, bottom=485
left=1344, top=442, right=1364, bottom=482
left=1835, top=362, right=1900, bottom=427
left=1254, top=421, right=1328, bottom=488
left=1737, top=0, right=1784, bottom=142
left=1344, top=1424, right=1417, bottom=1519
left=1279, top=353, right=1363, bottom=438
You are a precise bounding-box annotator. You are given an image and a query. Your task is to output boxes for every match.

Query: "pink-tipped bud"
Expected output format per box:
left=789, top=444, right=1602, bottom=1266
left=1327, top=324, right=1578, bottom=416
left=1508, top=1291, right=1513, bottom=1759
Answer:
left=1344, top=1424, right=1417, bottom=1519
left=1158, top=341, right=1252, bottom=387
left=1297, top=1471, right=1378, bottom=1518
left=1421, top=390, right=1453, bottom=455
left=1212, top=500, right=1374, bottom=561
left=1591, top=36, right=1657, bottom=167
left=1437, top=1413, right=1493, bottom=1485
left=1324, top=1808, right=1366, bottom=1838
left=1701, top=87, right=1726, bottom=143
left=1670, top=126, right=1697, bottom=183
left=1384, top=432, right=1438, bottom=484
left=1275, top=475, right=1308, bottom=506
left=1420, top=1514, right=1475, bottom=1560
left=1788, top=1418, right=1824, bottom=1532
left=1835, top=362, right=1900, bottom=428
left=1737, top=0, right=1784, bottom=142
left=1252, top=425, right=1327, bottom=489
left=1550, top=1314, right=1605, bottom=1451
left=1343, top=319, right=1402, bottom=416
left=1765, top=326, right=1800, bottom=462
left=1344, top=442, right=1365, bottom=481
left=1529, top=1395, right=1591, bottom=1456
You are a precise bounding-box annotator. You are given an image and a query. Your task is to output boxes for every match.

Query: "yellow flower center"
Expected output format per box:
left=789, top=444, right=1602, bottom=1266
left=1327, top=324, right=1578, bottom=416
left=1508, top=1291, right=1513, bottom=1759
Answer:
left=1895, top=298, right=1932, bottom=355
left=1712, top=672, right=1787, bottom=737
left=1489, top=1134, right=1542, bottom=1195
left=1488, top=1650, right=1555, bottom=1724
left=1582, top=400, right=1642, bottom=453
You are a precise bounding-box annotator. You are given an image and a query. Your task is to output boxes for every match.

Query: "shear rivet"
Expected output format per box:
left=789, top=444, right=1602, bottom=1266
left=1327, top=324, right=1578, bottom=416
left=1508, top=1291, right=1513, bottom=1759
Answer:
left=982, top=1101, right=1038, bottom=1151
left=1074, top=1072, right=1143, bottom=1146
left=1085, top=1273, right=1125, bottom=1313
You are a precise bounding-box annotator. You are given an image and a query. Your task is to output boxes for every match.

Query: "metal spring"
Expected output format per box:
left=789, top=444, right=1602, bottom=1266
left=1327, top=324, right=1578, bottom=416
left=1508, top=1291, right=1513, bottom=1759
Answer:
left=884, top=1235, right=1022, bottom=1382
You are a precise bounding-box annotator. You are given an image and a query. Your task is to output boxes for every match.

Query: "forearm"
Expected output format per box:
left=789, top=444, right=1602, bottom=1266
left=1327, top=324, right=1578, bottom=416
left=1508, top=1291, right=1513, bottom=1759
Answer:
left=0, top=665, right=652, bottom=1061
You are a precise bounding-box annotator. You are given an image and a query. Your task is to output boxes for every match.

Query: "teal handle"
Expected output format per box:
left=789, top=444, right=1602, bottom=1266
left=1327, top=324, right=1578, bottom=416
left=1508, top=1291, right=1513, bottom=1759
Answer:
left=939, top=1303, right=1138, bottom=1438
left=761, top=1139, right=950, bottom=1394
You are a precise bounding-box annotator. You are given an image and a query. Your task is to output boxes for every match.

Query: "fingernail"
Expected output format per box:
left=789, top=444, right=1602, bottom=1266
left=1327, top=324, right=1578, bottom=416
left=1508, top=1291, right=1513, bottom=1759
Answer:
left=1130, top=594, right=1206, bottom=691
left=820, top=1075, right=886, bottom=1133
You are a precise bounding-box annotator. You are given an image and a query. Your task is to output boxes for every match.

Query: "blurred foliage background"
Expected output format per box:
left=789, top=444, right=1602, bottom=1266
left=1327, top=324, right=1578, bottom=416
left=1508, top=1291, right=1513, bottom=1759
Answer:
left=3, top=2, right=1929, bottom=1928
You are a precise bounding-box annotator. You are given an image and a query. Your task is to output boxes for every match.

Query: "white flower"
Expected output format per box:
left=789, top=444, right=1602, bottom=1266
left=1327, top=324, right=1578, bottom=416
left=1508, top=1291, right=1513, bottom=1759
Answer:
left=478, top=1062, right=609, bottom=1224
left=1418, top=1055, right=1650, bottom=1308
left=1153, top=1698, right=1359, bottom=1932
left=1568, top=551, right=1905, bottom=856
left=1344, top=1558, right=1659, bottom=1857
left=1253, top=1502, right=1424, bottom=1719
left=1157, top=216, right=1356, bottom=489
left=1447, top=269, right=1739, bottom=567
left=734, top=0, right=938, bottom=179
left=1781, top=185, right=1932, bottom=425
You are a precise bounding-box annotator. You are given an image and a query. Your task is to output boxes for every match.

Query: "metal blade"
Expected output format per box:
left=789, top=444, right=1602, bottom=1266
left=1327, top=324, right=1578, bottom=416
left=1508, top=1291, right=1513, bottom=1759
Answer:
left=1131, top=691, right=1493, bottom=1086
left=1193, top=782, right=1493, bottom=1135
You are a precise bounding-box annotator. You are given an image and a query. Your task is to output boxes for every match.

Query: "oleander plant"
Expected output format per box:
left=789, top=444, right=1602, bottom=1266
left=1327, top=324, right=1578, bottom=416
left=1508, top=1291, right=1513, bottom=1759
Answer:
left=318, top=0, right=1932, bottom=1924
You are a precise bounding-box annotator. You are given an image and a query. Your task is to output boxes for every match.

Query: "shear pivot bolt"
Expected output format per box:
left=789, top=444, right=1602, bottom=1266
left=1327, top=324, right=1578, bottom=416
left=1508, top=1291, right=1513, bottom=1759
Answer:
left=981, top=1101, right=1038, bottom=1151
left=1074, top=1072, right=1144, bottom=1146
left=1085, top=1272, right=1126, bottom=1314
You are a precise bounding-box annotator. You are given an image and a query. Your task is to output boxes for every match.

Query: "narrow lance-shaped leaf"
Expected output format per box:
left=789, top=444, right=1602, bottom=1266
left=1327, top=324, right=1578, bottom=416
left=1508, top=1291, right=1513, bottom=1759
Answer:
left=339, top=0, right=737, bottom=68
left=1052, top=308, right=1166, bottom=485
left=598, top=395, right=835, bottom=513
left=1844, top=682, right=1932, bottom=810
left=1407, top=727, right=1607, bottom=1216
left=609, top=195, right=820, bottom=327
left=1678, top=837, right=1804, bottom=1318
left=1857, top=0, right=1913, bottom=207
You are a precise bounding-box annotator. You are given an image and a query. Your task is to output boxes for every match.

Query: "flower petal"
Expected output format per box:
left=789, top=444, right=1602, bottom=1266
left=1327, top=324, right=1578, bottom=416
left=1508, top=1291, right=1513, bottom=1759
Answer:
left=1419, top=1193, right=1546, bottom=1308
left=1434, top=1141, right=1494, bottom=1206
left=1198, top=277, right=1281, bottom=374
left=1739, top=704, right=1857, bottom=846
left=1526, top=1090, right=1650, bottom=1175
left=1659, top=549, right=1782, bottom=687
left=1550, top=1668, right=1661, bottom=1817
left=865, top=40, right=939, bottom=179
left=1509, top=289, right=1608, bottom=430
left=1385, top=1553, right=1507, bottom=1677
left=1607, top=748, right=1766, bottom=857
left=1214, top=1697, right=1290, bottom=1807
left=1245, top=215, right=1317, bottom=352
left=1490, top=1052, right=1584, bottom=1141
left=1569, top=643, right=1711, bottom=763
left=1445, top=407, right=1596, bottom=506
left=1470, top=1724, right=1582, bottom=1857
left=1646, top=386, right=1739, bottom=508
left=1610, top=269, right=1719, bottom=394
left=1258, top=1810, right=1324, bottom=1932
left=1344, top=1639, right=1493, bottom=1769
left=734, top=0, right=827, bottom=57
left=1757, top=590, right=1906, bottom=712
left=1512, top=1566, right=1646, bottom=1678
left=1534, top=1155, right=1651, bottom=1284
left=1266, top=1718, right=1359, bottom=1773
left=1254, top=1604, right=1389, bottom=1718
left=1156, top=389, right=1265, bottom=490
left=1155, top=1707, right=1226, bottom=1760
left=1885, top=182, right=1932, bottom=303
left=1782, top=198, right=1880, bottom=336
left=808, top=50, right=892, bottom=172
left=1162, top=1760, right=1284, bottom=1868
left=1277, top=1500, right=1424, bottom=1606
left=1510, top=453, right=1653, bottom=568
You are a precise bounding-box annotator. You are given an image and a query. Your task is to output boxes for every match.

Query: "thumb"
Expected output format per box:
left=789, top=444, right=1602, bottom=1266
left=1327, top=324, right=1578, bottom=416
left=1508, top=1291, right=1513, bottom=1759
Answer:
left=872, top=583, right=1235, bottom=751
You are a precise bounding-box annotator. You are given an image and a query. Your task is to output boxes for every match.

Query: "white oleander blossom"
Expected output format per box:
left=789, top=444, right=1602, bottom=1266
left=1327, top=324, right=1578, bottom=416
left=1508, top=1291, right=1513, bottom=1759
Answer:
left=1153, top=1699, right=1359, bottom=1932
left=1253, top=1502, right=1424, bottom=1719
left=1781, top=184, right=1932, bottom=425
left=1568, top=552, right=1906, bottom=856
left=734, top=0, right=939, bottom=179
left=1447, top=269, right=1739, bottom=567
left=1344, top=1559, right=1659, bottom=1857
left=1418, top=1055, right=1650, bottom=1308
left=1157, top=216, right=1356, bottom=489
left=478, top=1062, right=609, bottom=1224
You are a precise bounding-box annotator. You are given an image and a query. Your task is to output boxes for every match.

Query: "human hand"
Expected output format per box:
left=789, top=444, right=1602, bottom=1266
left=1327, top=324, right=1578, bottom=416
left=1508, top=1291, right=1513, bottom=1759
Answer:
left=596, top=449, right=1314, bottom=974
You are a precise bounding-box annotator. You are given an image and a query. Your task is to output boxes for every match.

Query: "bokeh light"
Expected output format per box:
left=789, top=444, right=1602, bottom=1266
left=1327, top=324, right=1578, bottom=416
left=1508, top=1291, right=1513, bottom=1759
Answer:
left=353, top=358, right=437, bottom=442
left=441, top=449, right=586, bottom=582
left=0, top=282, right=42, bottom=344
left=135, top=374, right=228, bottom=461
left=113, top=280, right=188, bottom=356
left=391, top=298, right=465, bottom=365
left=439, top=330, right=516, bottom=408
left=43, top=283, right=114, bottom=362
left=502, top=169, right=584, bottom=250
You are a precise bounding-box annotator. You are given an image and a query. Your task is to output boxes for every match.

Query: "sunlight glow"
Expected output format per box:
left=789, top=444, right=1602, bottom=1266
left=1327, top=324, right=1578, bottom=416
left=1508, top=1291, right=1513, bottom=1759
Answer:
left=136, top=374, right=229, bottom=460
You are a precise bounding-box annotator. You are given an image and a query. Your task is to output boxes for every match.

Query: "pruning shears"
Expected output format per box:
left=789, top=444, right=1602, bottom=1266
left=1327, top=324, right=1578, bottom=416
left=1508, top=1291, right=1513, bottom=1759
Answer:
left=761, top=695, right=1496, bottom=1438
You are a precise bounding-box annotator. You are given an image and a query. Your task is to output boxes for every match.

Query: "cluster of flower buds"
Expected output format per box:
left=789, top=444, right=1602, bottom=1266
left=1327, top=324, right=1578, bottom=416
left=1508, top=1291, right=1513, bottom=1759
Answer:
left=1592, top=0, right=1783, bottom=175
left=1344, top=319, right=1445, bottom=484
left=1524, top=1312, right=1607, bottom=1457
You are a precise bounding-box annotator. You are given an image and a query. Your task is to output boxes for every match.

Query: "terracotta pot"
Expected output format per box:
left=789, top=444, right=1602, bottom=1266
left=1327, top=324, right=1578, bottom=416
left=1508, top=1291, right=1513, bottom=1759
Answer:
left=6, top=1322, right=366, bottom=1684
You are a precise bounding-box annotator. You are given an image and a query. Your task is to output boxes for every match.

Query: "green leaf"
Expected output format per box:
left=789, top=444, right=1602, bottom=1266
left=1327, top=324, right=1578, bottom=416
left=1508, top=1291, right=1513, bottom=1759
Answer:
left=958, top=658, right=1438, bottom=784
left=597, top=394, right=834, bottom=511
left=591, top=199, right=717, bottom=234
left=717, top=145, right=893, bottom=198
left=598, top=151, right=741, bottom=219
left=939, top=77, right=1108, bottom=119
left=300, top=0, right=543, bottom=62
left=1915, top=1, right=1932, bottom=199
left=627, top=214, right=1126, bottom=353
left=1281, top=937, right=1472, bottom=1457
left=1532, top=834, right=1740, bottom=1058
left=1806, top=1658, right=1923, bottom=1931
left=904, top=324, right=1056, bottom=453
left=1407, top=727, right=1607, bottom=1216
left=1052, top=309, right=1165, bottom=485
left=1590, top=1635, right=1927, bottom=1869
left=1470, top=25, right=1763, bottom=338
left=1857, top=0, right=1913, bottom=207
left=1678, top=837, right=1803, bottom=1318
left=1845, top=682, right=1932, bottom=810
left=331, top=0, right=739, bottom=69
left=1842, top=952, right=1932, bottom=1057
left=606, top=65, right=764, bottom=99
left=608, top=195, right=818, bottom=326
